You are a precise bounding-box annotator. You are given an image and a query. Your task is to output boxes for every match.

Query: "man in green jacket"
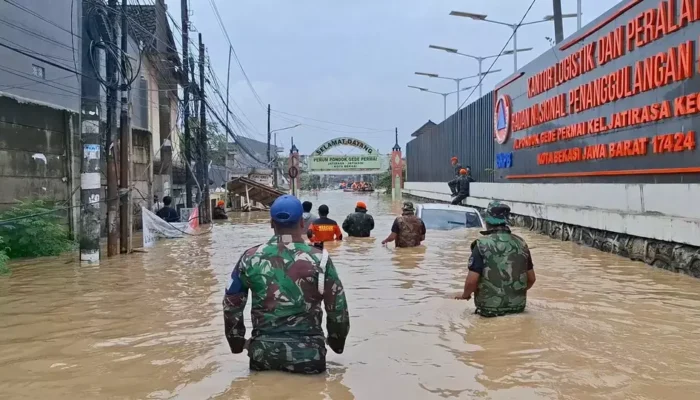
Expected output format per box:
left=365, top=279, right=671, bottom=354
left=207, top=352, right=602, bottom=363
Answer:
left=455, top=201, right=537, bottom=317
left=223, top=195, right=350, bottom=373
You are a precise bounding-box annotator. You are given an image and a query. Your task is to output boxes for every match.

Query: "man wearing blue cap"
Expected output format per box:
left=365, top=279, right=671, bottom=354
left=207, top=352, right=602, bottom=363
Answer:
left=223, top=194, right=350, bottom=374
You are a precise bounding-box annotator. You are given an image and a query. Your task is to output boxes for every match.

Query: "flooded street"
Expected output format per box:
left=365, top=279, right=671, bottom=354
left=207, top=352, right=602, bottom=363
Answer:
left=2, top=191, right=700, bottom=399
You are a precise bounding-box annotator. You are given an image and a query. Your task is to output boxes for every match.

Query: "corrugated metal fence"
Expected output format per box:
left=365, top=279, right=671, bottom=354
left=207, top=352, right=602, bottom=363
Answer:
left=407, top=91, right=495, bottom=183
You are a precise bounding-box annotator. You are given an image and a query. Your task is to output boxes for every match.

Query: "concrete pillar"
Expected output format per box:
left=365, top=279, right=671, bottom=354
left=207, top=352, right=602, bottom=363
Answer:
left=288, top=144, right=300, bottom=197
left=391, top=134, right=403, bottom=200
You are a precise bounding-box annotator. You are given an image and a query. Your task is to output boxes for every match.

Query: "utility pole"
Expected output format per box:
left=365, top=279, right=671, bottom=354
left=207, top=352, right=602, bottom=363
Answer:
left=80, top=100, right=101, bottom=264
left=199, top=33, right=210, bottom=223
left=189, top=56, right=200, bottom=206
left=181, top=0, right=192, bottom=208
left=553, top=0, right=564, bottom=44
left=106, top=0, right=119, bottom=256
left=266, top=104, right=271, bottom=165
left=119, top=0, right=132, bottom=254
left=273, top=132, right=278, bottom=188
left=224, top=46, right=231, bottom=182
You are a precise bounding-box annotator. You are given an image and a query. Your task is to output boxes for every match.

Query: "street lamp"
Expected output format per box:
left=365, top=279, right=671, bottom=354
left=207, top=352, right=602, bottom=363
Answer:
left=408, top=85, right=473, bottom=120
left=429, top=45, right=530, bottom=97
left=449, top=11, right=576, bottom=72
left=414, top=70, right=500, bottom=109
left=270, top=124, right=301, bottom=153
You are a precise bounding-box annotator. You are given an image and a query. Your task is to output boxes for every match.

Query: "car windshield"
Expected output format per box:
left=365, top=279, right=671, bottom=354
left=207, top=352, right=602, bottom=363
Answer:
left=420, top=209, right=482, bottom=230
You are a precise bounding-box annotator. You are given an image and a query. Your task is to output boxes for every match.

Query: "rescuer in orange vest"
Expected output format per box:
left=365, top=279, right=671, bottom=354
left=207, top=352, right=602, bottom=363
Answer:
left=307, top=204, right=343, bottom=244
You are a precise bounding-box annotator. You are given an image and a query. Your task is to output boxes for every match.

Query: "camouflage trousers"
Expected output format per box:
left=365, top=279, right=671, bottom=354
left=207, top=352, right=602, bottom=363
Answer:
left=248, top=337, right=327, bottom=374
left=475, top=304, right=526, bottom=318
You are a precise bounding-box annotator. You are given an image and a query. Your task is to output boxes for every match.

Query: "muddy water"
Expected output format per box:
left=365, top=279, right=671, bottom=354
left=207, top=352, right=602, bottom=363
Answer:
left=1, top=192, right=700, bottom=400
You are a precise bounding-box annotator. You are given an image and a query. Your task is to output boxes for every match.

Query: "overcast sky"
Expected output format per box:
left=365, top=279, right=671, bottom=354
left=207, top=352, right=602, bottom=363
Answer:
left=165, top=0, right=614, bottom=155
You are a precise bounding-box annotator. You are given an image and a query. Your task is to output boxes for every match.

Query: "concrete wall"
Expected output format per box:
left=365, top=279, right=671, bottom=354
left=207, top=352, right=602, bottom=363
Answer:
left=132, top=129, right=152, bottom=208
left=404, top=182, right=700, bottom=247
left=142, top=60, right=160, bottom=158
left=0, top=96, right=80, bottom=235
left=0, top=0, right=81, bottom=111
left=406, top=92, right=495, bottom=183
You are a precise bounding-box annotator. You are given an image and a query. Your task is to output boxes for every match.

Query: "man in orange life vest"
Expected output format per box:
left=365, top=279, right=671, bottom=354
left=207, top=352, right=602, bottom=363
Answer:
left=307, top=204, right=343, bottom=245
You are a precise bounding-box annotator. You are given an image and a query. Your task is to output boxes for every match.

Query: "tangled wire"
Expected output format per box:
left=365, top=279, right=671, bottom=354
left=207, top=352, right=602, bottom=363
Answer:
left=86, top=0, right=141, bottom=91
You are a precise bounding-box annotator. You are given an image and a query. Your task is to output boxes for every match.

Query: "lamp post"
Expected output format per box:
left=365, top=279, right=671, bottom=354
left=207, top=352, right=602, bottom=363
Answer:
left=270, top=124, right=300, bottom=187
left=449, top=11, right=576, bottom=72
left=577, top=0, right=582, bottom=30
left=408, top=85, right=472, bottom=120
left=414, top=71, right=500, bottom=110
left=429, top=45, right=529, bottom=97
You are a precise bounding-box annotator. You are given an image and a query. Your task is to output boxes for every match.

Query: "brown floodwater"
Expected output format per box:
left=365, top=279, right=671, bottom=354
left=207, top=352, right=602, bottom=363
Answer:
left=1, top=191, right=700, bottom=400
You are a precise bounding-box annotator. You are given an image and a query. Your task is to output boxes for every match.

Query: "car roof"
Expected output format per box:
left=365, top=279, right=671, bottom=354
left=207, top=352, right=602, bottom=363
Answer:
left=417, top=203, right=480, bottom=213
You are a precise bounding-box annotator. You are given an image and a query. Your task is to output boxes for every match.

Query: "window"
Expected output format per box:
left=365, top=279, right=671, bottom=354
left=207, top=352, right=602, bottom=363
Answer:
left=32, top=64, right=45, bottom=79
left=420, top=209, right=483, bottom=230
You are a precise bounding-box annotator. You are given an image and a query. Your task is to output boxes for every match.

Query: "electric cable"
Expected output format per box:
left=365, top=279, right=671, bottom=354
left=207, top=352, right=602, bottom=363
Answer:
left=458, top=0, right=538, bottom=110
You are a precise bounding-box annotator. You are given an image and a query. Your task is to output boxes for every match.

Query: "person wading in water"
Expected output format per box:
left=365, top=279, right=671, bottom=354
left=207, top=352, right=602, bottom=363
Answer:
left=302, top=201, right=317, bottom=231
left=381, top=201, right=426, bottom=248
left=223, top=195, right=350, bottom=373
left=455, top=201, right=537, bottom=317
left=156, top=196, right=179, bottom=223
left=307, top=204, right=343, bottom=244
left=342, top=201, right=375, bottom=237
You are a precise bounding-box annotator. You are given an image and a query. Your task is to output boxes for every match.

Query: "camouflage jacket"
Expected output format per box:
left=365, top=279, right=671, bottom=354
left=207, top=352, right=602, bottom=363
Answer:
left=472, top=227, right=530, bottom=317
left=223, top=235, right=350, bottom=368
left=342, top=210, right=375, bottom=237
left=393, top=214, right=426, bottom=248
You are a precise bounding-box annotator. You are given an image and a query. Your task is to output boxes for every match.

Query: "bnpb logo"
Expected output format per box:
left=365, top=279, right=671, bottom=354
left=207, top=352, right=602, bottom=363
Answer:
left=494, top=94, right=512, bottom=145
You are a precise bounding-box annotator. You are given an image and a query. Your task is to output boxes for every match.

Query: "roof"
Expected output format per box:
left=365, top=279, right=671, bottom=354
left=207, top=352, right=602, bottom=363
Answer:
left=411, top=120, right=437, bottom=137
left=126, top=4, right=181, bottom=80
left=417, top=204, right=480, bottom=213
left=226, top=177, right=285, bottom=207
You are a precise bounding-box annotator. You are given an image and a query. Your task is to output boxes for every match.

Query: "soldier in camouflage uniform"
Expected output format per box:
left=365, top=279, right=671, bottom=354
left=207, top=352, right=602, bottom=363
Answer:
left=381, top=201, right=426, bottom=248
left=223, top=195, right=350, bottom=374
left=342, top=201, right=375, bottom=237
left=455, top=201, right=537, bottom=317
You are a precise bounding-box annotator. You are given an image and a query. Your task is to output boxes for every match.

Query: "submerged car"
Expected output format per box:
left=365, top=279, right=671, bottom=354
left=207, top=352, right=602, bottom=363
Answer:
left=415, top=204, right=485, bottom=230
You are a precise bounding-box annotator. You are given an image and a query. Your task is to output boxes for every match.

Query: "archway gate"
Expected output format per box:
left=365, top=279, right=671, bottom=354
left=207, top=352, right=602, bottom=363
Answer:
left=307, top=137, right=383, bottom=174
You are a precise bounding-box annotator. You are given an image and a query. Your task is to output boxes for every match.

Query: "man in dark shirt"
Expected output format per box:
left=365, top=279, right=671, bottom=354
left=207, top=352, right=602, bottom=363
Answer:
left=156, top=196, right=180, bottom=223
left=451, top=169, right=472, bottom=205
left=342, top=201, right=375, bottom=237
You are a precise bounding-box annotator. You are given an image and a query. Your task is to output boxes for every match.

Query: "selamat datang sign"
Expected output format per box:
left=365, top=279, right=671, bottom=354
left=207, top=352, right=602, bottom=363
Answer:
left=308, top=137, right=382, bottom=172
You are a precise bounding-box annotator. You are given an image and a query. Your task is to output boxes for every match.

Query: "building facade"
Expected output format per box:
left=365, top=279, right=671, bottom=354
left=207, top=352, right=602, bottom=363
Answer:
left=0, top=0, right=182, bottom=236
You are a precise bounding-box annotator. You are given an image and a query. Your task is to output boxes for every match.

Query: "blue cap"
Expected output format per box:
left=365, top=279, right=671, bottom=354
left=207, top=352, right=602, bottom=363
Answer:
left=270, top=195, right=304, bottom=226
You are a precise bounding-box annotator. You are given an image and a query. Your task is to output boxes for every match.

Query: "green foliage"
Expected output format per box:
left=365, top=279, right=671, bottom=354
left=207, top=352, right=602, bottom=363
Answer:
left=207, top=122, right=227, bottom=166
left=301, top=174, right=321, bottom=190
left=0, top=237, right=9, bottom=275
left=376, top=168, right=406, bottom=194
left=0, top=200, right=74, bottom=259
left=376, top=170, right=392, bottom=193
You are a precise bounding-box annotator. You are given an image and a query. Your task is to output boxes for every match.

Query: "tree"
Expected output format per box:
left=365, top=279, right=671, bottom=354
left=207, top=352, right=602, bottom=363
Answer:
left=207, top=122, right=227, bottom=166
